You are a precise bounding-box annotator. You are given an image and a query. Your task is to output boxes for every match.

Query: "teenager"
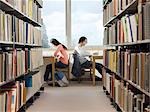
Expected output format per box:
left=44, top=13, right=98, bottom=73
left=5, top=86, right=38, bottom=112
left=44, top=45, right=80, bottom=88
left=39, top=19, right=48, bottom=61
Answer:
left=44, top=38, right=69, bottom=82
left=74, top=36, right=103, bottom=75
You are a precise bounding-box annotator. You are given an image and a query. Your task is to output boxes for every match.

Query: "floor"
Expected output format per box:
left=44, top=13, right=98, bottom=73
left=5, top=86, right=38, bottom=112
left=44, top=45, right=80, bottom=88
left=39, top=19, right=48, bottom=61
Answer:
left=27, top=81, right=116, bottom=112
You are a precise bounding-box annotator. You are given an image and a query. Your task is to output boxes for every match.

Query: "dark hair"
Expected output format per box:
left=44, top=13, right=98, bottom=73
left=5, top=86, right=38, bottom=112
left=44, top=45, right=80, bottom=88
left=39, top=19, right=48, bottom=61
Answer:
left=50, top=38, right=67, bottom=50
left=78, top=36, right=87, bottom=43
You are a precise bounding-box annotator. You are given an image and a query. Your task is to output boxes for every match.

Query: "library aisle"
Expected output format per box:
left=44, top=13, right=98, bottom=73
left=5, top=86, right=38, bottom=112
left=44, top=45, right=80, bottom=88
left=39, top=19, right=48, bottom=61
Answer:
left=27, top=82, right=116, bottom=112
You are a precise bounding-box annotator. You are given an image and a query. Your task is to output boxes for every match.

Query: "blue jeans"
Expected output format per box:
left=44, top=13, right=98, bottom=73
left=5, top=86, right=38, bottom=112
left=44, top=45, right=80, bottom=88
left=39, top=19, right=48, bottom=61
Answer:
left=44, top=61, right=68, bottom=81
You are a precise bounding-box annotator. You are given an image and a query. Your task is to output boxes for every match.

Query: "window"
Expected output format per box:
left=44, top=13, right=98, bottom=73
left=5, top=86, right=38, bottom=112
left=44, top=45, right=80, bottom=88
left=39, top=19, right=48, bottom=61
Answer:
left=42, top=0, right=66, bottom=48
left=71, top=0, right=103, bottom=47
left=42, top=0, right=103, bottom=48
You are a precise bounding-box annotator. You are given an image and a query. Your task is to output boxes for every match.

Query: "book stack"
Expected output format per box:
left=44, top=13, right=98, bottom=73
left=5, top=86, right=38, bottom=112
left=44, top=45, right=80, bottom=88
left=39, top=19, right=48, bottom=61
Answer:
left=114, top=78, right=145, bottom=112
left=0, top=10, right=13, bottom=42
left=103, top=69, right=149, bottom=112
left=0, top=9, right=42, bottom=45
left=0, top=48, right=43, bottom=85
left=104, top=14, right=140, bottom=44
left=103, top=1, right=150, bottom=45
left=103, top=0, right=134, bottom=25
left=0, top=81, right=26, bottom=112
left=30, top=48, right=43, bottom=70
left=103, top=50, right=150, bottom=93
left=2, top=0, right=42, bottom=23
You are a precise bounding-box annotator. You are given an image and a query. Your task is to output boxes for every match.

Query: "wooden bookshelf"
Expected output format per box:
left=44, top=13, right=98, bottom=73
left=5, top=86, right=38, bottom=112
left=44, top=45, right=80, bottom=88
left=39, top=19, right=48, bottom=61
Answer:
left=0, top=0, right=41, bottom=27
left=104, top=0, right=138, bottom=27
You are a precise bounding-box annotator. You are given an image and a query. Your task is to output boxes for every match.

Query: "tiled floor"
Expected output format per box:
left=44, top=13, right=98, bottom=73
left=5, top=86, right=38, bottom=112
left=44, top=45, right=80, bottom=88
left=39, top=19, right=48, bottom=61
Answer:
left=27, top=81, right=116, bottom=112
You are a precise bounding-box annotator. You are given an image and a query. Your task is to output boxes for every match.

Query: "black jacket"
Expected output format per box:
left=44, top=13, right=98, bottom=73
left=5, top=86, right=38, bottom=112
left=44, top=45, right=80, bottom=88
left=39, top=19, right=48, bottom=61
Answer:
left=71, top=52, right=83, bottom=77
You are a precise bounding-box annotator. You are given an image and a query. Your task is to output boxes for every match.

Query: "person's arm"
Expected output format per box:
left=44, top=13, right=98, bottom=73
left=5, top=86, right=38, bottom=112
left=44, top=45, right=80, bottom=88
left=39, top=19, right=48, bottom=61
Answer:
left=54, top=45, right=62, bottom=57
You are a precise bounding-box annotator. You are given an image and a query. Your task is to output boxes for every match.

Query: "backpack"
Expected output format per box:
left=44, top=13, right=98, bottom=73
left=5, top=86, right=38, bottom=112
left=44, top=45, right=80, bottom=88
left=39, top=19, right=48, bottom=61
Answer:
left=55, top=71, right=69, bottom=87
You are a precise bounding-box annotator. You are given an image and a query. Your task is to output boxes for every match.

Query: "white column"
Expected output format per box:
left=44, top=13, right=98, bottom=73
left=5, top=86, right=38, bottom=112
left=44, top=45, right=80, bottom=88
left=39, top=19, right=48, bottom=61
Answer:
left=65, top=0, right=71, bottom=48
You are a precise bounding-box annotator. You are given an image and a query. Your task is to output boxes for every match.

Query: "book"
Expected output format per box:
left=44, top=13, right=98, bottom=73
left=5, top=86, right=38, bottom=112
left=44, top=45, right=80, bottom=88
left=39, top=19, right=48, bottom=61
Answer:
left=144, top=53, right=150, bottom=92
left=103, top=0, right=136, bottom=25
left=129, top=14, right=138, bottom=42
left=2, top=0, right=42, bottom=23
left=143, top=2, right=150, bottom=40
left=0, top=9, right=42, bottom=45
left=103, top=1, right=150, bottom=112
left=112, top=78, right=146, bottom=112
left=0, top=0, right=43, bottom=112
left=0, top=81, right=26, bottom=112
left=104, top=50, right=150, bottom=93
left=11, top=88, right=17, bottom=112
left=0, top=48, right=43, bottom=84
left=103, top=14, right=139, bottom=45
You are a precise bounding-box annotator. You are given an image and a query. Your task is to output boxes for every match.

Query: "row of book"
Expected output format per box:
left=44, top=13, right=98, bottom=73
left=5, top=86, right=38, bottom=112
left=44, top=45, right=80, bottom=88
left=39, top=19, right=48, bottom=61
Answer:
left=0, top=48, right=43, bottom=84
left=103, top=50, right=150, bottom=93
left=103, top=0, right=135, bottom=25
left=1, top=0, right=42, bottom=23
left=103, top=71, right=150, bottom=112
left=30, top=48, right=43, bottom=70
left=0, top=81, right=26, bottom=112
left=103, top=13, right=150, bottom=45
left=0, top=9, right=42, bottom=45
left=0, top=50, right=26, bottom=83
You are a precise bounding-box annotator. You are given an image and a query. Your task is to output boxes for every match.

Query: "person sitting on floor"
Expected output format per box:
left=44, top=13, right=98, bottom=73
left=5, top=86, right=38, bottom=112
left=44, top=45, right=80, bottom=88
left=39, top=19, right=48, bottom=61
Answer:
left=44, top=38, right=69, bottom=82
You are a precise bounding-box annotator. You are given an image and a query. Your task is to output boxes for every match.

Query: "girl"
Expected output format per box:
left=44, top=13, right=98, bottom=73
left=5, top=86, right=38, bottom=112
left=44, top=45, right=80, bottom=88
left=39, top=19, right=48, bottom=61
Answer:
left=44, top=38, right=69, bottom=82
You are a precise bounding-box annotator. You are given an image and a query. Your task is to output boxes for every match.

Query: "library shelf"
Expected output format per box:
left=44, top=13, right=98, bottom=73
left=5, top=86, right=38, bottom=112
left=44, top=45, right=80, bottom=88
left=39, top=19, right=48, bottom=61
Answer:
left=0, top=0, right=41, bottom=27
left=25, top=43, right=42, bottom=48
left=127, top=80, right=150, bottom=97
left=104, top=0, right=138, bottom=27
left=0, top=68, right=41, bottom=90
left=103, top=84, right=125, bottom=112
left=0, top=79, right=16, bottom=90
left=102, top=65, right=150, bottom=97
left=0, top=41, right=42, bottom=48
left=17, top=84, right=44, bottom=112
left=0, top=0, right=43, bottom=111
left=104, top=39, right=150, bottom=47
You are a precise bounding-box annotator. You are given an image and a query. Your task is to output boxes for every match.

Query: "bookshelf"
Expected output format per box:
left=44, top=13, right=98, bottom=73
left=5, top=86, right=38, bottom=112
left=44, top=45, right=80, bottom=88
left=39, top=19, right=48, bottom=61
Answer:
left=103, top=65, right=150, bottom=97
left=104, top=40, right=150, bottom=46
left=0, top=0, right=44, bottom=112
left=103, top=0, right=150, bottom=112
left=0, top=41, right=42, bottom=48
left=0, top=0, right=41, bottom=27
left=104, top=0, right=138, bottom=27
